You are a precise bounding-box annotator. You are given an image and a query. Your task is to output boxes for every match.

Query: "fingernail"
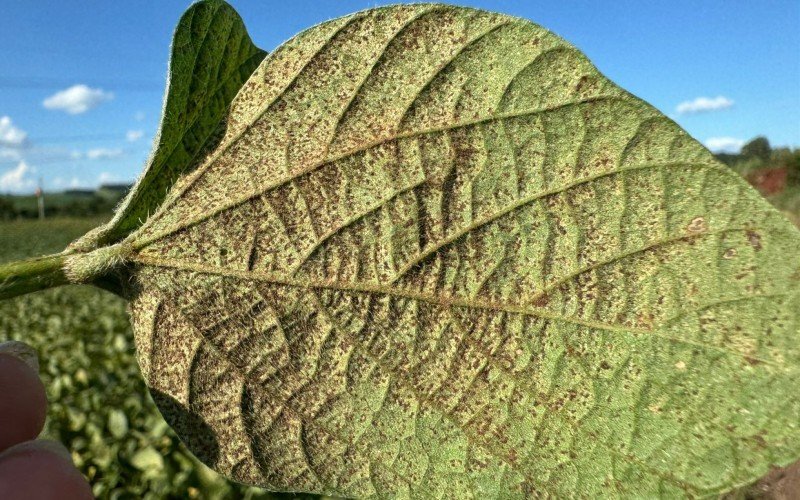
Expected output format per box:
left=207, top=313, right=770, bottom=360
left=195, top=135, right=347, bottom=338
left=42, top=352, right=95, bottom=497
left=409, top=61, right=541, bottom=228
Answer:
left=31, top=440, right=74, bottom=464
left=0, top=440, right=74, bottom=464
left=0, top=341, right=39, bottom=372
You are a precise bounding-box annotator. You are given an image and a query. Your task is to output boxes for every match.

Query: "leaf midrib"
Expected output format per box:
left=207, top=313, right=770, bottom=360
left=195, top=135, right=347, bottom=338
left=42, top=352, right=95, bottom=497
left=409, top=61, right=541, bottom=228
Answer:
left=162, top=253, right=770, bottom=496
left=132, top=251, right=790, bottom=370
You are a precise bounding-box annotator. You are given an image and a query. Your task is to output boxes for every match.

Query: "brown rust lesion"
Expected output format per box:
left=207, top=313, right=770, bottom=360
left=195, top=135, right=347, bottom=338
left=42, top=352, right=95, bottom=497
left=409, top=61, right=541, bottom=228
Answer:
left=686, top=216, right=708, bottom=234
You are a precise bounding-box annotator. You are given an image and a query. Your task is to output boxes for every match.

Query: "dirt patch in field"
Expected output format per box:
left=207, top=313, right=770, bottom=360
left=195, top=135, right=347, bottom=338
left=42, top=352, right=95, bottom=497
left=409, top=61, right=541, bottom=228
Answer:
left=747, top=167, right=788, bottom=196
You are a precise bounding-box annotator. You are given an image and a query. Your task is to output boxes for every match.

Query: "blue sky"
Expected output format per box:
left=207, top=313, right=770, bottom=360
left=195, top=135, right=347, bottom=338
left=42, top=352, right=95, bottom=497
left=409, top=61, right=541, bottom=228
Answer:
left=0, top=0, right=798, bottom=193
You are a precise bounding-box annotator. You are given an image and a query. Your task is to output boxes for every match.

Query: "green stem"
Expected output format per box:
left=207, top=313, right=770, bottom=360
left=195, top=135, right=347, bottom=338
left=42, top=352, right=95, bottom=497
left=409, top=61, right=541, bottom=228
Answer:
left=0, top=253, right=70, bottom=300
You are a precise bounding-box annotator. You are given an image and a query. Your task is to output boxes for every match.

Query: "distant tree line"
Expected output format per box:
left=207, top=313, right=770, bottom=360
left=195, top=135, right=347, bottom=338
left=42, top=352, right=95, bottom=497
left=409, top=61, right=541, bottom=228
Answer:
left=0, top=184, right=130, bottom=221
left=715, top=136, right=800, bottom=187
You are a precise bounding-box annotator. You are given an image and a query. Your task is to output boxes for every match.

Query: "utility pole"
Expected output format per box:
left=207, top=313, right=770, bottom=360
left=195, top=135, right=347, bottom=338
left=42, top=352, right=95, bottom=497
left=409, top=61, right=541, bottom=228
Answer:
left=35, top=176, right=44, bottom=220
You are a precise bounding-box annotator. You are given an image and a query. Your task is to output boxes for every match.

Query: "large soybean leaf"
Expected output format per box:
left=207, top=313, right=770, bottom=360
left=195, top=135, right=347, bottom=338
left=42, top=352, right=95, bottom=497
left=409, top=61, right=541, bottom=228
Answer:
left=93, top=3, right=799, bottom=498
left=73, top=0, right=266, bottom=249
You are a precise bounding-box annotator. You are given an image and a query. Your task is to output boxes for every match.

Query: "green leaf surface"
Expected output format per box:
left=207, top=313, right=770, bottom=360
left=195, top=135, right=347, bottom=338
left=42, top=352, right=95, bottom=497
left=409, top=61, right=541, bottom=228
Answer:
left=74, top=0, right=266, bottom=249
left=74, top=3, right=800, bottom=498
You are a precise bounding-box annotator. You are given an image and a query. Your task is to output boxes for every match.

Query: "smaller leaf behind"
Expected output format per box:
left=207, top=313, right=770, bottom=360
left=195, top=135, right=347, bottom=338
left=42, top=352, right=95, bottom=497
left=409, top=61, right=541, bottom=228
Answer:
left=72, top=0, right=266, bottom=250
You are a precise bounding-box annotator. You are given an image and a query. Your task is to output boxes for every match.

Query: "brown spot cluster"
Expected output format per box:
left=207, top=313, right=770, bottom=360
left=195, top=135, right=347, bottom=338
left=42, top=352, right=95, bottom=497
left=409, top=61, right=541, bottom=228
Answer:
left=746, top=230, right=762, bottom=251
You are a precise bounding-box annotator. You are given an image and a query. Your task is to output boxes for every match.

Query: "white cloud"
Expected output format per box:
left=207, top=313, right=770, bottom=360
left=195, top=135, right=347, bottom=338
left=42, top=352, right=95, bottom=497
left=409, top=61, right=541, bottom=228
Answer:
left=0, top=116, right=27, bottom=146
left=52, top=176, right=81, bottom=189
left=0, top=161, right=36, bottom=193
left=97, top=171, right=122, bottom=185
left=126, top=129, right=144, bottom=142
left=42, top=84, right=114, bottom=114
left=134, top=111, right=145, bottom=122
left=0, top=148, right=21, bottom=161
left=705, top=137, right=745, bottom=153
left=86, top=148, right=123, bottom=160
left=676, top=96, right=734, bottom=115
left=69, top=148, right=123, bottom=160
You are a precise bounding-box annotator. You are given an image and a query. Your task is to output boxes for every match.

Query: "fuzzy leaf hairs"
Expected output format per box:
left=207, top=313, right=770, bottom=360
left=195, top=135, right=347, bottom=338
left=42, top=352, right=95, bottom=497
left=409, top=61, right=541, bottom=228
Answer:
left=1, top=2, right=798, bottom=498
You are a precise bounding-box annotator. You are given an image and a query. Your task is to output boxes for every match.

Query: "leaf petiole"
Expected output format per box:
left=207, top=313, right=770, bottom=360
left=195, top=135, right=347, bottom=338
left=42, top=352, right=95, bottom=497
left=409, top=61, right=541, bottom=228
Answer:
left=0, top=253, right=71, bottom=300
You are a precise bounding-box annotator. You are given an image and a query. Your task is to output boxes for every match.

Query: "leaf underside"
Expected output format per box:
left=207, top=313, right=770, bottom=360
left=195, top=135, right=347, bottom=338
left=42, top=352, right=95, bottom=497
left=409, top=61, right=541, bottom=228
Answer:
left=112, top=4, right=799, bottom=498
